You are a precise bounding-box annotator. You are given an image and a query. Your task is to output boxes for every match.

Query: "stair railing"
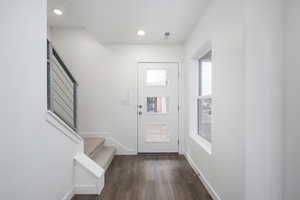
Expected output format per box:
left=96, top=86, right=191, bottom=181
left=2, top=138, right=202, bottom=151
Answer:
left=47, top=40, right=78, bottom=131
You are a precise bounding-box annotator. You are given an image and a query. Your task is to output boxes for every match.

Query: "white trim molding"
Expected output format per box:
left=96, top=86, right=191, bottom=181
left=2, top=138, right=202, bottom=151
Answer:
left=74, top=154, right=105, bottom=195
left=45, top=111, right=83, bottom=144
left=185, top=153, right=221, bottom=200
left=190, top=134, right=212, bottom=155
left=73, top=184, right=103, bottom=195
left=191, top=40, right=212, bottom=60
left=80, top=131, right=137, bottom=155
left=61, top=189, right=74, bottom=200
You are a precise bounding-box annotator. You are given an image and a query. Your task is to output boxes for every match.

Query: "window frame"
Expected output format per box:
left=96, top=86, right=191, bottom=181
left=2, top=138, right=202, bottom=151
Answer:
left=190, top=48, right=212, bottom=154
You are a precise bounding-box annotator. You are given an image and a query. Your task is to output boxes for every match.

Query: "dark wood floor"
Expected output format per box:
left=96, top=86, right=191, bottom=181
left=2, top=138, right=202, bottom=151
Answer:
left=72, top=154, right=212, bottom=200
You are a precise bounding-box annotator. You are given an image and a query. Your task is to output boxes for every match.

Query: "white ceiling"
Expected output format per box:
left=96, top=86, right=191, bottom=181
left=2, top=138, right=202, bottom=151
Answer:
left=48, top=0, right=209, bottom=44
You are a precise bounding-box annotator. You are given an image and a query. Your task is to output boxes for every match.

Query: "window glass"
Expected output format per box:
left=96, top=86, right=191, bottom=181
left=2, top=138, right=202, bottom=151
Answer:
left=200, top=61, right=212, bottom=96
left=198, top=51, right=212, bottom=142
left=197, top=98, right=212, bottom=142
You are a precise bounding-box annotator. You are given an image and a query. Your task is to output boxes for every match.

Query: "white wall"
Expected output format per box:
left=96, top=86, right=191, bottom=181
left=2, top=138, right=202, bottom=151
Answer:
left=284, top=0, right=300, bottom=199
left=106, top=44, right=184, bottom=153
left=50, top=28, right=119, bottom=134
left=107, top=45, right=183, bottom=62
left=244, top=0, right=283, bottom=200
left=184, top=0, right=284, bottom=199
left=47, top=26, right=52, bottom=41
left=50, top=29, right=184, bottom=154
left=183, top=1, right=245, bottom=199
left=0, top=1, right=81, bottom=200
left=50, top=28, right=137, bottom=153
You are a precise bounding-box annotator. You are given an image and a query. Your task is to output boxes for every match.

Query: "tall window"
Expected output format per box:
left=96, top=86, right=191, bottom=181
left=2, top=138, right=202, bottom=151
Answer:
left=197, top=51, right=212, bottom=142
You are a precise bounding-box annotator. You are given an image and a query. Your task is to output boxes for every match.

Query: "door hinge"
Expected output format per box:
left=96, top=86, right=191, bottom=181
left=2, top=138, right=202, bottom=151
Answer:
left=178, top=71, right=180, bottom=78
left=177, top=139, right=180, bottom=145
left=177, top=105, right=180, bottom=112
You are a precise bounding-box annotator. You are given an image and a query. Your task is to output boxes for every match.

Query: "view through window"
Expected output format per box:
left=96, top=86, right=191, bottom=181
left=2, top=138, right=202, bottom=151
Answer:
left=197, top=51, right=212, bottom=142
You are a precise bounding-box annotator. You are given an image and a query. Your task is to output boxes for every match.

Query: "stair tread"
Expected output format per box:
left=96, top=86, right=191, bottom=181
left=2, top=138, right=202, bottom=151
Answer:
left=92, top=146, right=116, bottom=170
left=84, top=137, right=105, bottom=156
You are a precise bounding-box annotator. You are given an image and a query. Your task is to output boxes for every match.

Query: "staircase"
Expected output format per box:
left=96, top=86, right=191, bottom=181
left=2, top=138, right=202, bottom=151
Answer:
left=71, top=137, right=115, bottom=197
left=83, top=137, right=116, bottom=171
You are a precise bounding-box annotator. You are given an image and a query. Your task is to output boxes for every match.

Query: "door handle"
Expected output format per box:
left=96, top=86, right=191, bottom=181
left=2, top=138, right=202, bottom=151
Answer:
left=138, top=111, right=142, bottom=115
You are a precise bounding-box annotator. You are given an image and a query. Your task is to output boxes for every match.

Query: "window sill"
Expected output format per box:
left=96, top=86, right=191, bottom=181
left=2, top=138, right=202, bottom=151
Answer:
left=45, top=110, right=83, bottom=144
left=190, top=133, right=212, bottom=155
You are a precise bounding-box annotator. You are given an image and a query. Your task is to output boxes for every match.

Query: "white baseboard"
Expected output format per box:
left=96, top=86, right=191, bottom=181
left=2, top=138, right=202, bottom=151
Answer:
left=80, top=132, right=137, bottom=155
left=73, top=184, right=102, bottom=194
left=185, top=153, right=221, bottom=200
left=106, top=137, right=137, bottom=155
left=61, top=189, right=74, bottom=200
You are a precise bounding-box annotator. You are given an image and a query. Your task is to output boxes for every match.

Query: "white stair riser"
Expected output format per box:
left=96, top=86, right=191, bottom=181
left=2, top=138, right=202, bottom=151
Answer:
left=92, top=147, right=116, bottom=171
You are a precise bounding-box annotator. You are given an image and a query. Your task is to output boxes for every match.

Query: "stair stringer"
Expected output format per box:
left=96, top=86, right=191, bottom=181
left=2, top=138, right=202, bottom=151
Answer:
left=73, top=154, right=105, bottom=195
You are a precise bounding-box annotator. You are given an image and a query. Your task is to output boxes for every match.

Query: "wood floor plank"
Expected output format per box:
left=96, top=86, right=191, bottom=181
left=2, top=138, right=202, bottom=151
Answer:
left=72, top=154, right=212, bottom=200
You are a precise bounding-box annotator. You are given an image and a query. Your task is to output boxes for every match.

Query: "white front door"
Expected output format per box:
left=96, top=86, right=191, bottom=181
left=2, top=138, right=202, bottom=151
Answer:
left=138, top=62, right=179, bottom=153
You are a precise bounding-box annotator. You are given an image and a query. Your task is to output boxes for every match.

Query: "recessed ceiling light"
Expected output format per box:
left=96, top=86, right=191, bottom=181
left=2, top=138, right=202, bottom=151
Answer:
left=137, top=30, right=146, bottom=36
left=53, top=9, right=63, bottom=16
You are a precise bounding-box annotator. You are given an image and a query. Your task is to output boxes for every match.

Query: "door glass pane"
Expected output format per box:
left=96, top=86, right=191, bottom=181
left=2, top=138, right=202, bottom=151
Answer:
left=147, top=97, right=169, bottom=113
left=145, top=124, right=170, bottom=143
left=146, top=69, right=167, bottom=86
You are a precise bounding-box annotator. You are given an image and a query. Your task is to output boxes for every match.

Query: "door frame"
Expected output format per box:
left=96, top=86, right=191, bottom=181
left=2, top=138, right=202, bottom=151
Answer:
left=137, top=61, right=183, bottom=154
